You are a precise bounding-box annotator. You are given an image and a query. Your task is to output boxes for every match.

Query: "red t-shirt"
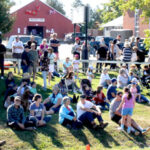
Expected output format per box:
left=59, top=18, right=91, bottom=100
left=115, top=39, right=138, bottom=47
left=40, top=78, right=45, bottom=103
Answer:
left=93, top=92, right=105, bottom=104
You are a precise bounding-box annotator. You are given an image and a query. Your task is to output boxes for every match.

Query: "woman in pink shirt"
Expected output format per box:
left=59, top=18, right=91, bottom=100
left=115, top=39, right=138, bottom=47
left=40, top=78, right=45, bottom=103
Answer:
left=117, top=87, right=135, bottom=134
left=39, top=39, right=49, bottom=56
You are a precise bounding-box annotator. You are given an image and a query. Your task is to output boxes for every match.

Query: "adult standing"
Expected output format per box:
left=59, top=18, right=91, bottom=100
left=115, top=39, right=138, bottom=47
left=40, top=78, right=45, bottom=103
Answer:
left=77, top=95, right=108, bottom=129
left=0, top=38, right=6, bottom=79
left=72, top=37, right=81, bottom=59
left=28, top=43, right=39, bottom=81
left=96, top=39, right=108, bottom=73
left=12, top=36, right=24, bottom=73
left=21, top=45, right=30, bottom=73
left=27, top=35, right=37, bottom=49
left=122, top=42, right=132, bottom=63
left=50, top=33, right=60, bottom=71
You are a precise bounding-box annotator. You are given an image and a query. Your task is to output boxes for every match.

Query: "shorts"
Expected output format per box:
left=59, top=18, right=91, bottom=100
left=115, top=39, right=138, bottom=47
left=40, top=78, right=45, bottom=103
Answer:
left=49, top=64, right=54, bottom=73
left=111, top=115, right=121, bottom=124
left=13, top=53, right=22, bottom=59
left=29, top=63, right=37, bottom=74
left=122, top=108, right=133, bottom=116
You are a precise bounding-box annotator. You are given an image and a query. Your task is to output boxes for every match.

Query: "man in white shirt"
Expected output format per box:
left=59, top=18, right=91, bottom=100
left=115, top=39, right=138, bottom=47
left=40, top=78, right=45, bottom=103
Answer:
left=12, top=36, right=24, bottom=73
left=77, top=95, right=108, bottom=129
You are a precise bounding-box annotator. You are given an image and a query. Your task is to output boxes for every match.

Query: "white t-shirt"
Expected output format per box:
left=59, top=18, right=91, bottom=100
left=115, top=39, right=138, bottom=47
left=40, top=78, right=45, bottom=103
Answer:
left=100, top=73, right=110, bottom=85
left=117, top=75, right=128, bottom=87
left=77, top=100, right=94, bottom=119
left=48, top=53, right=56, bottom=65
left=12, top=41, right=24, bottom=53
left=73, top=60, right=80, bottom=70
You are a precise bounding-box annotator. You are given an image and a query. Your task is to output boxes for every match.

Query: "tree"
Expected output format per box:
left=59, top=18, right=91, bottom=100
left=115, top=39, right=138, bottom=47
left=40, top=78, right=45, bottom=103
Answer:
left=0, top=0, right=14, bottom=34
left=119, top=0, right=150, bottom=50
left=46, top=0, right=66, bottom=15
left=99, top=0, right=123, bottom=23
left=72, top=0, right=84, bottom=8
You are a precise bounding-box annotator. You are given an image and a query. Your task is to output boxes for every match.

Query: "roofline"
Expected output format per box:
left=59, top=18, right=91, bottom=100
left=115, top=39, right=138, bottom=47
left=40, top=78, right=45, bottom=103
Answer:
left=11, top=0, right=80, bottom=27
left=40, top=1, right=80, bottom=27
left=11, top=0, right=34, bottom=14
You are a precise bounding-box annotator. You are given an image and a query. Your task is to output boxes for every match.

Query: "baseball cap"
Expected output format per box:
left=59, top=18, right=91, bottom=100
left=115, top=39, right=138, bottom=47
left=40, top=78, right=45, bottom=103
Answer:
left=75, top=37, right=80, bottom=41
left=14, top=96, right=21, bottom=101
left=80, top=95, right=86, bottom=99
left=111, top=78, right=117, bottom=83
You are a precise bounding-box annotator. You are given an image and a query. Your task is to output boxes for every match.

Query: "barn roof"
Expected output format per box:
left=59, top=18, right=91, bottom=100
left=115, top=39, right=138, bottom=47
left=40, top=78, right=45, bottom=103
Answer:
left=10, top=0, right=73, bottom=22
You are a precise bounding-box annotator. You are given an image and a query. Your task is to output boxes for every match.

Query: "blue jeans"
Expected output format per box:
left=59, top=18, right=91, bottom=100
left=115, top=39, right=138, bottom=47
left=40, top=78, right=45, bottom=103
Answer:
left=78, top=112, right=103, bottom=125
left=136, top=95, right=150, bottom=103
left=42, top=71, right=47, bottom=88
left=21, top=65, right=28, bottom=73
left=29, top=115, right=51, bottom=126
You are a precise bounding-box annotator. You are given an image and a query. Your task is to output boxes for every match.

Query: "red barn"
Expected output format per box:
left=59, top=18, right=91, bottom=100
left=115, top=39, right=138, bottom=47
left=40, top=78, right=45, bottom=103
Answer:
left=5, top=0, right=80, bottom=39
left=123, top=10, right=150, bottom=38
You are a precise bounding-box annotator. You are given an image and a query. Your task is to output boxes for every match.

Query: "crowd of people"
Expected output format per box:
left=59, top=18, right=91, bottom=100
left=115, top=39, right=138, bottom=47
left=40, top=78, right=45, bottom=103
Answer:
left=0, top=33, right=150, bottom=148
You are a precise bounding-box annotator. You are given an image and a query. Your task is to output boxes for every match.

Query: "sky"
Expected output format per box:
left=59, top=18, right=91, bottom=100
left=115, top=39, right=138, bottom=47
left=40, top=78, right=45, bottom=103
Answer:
left=11, top=0, right=110, bottom=19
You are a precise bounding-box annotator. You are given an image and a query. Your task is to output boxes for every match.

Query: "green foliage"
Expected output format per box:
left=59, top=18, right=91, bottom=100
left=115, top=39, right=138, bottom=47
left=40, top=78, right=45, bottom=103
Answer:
left=144, top=29, right=150, bottom=50
left=72, top=0, right=84, bottom=8
left=46, top=0, right=66, bottom=15
left=0, top=0, right=15, bottom=34
left=120, top=0, right=150, bottom=50
left=98, top=0, right=123, bottom=23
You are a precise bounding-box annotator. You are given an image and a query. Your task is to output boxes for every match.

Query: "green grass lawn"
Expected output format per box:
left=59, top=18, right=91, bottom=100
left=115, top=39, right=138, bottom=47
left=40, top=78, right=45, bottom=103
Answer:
left=0, top=69, right=150, bottom=150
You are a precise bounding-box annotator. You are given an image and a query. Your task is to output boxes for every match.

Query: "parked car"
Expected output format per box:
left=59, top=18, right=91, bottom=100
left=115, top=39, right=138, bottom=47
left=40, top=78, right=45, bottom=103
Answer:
left=64, top=32, right=93, bottom=44
left=6, top=35, right=42, bottom=51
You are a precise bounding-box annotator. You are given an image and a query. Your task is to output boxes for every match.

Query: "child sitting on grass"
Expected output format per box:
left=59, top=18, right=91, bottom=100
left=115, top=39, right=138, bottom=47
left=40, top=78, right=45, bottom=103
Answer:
left=86, top=66, right=94, bottom=83
left=93, top=86, right=110, bottom=110
left=30, top=82, right=37, bottom=95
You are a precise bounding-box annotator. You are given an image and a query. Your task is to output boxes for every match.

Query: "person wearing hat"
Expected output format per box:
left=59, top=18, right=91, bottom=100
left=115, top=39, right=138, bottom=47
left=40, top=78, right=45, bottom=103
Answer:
left=107, top=78, right=117, bottom=102
left=122, top=41, right=132, bottom=62
left=21, top=45, right=30, bottom=73
left=59, top=96, right=82, bottom=129
left=72, top=37, right=81, bottom=59
left=43, top=86, right=63, bottom=115
left=77, top=95, right=108, bottom=129
left=129, top=64, right=141, bottom=79
left=7, top=96, right=34, bottom=130
left=28, top=43, right=39, bottom=81
left=128, top=78, right=150, bottom=104
left=0, top=38, right=6, bottom=79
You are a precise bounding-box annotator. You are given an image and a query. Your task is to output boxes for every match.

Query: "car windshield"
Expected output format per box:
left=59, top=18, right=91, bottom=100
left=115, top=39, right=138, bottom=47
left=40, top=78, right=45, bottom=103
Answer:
left=19, top=36, right=42, bottom=46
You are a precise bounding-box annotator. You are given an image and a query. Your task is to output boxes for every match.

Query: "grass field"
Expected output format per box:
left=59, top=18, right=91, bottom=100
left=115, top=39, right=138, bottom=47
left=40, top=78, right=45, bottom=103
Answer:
left=0, top=69, right=150, bottom=150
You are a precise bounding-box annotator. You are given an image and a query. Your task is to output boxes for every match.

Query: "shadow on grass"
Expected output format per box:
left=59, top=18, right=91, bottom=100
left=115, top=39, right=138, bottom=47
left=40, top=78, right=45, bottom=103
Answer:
left=12, top=130, right=39, bottom=150
left=88, top=128, right=120, bottom=148
left=37, top=124, right=64, bottom=148
left=122, top=131, right=149, bottom=148
left=69, top=128, right=90, bottom=145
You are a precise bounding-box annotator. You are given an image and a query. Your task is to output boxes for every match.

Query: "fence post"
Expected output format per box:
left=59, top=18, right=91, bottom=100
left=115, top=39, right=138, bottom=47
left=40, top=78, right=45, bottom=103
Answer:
left=18, top=59, right=21, bottom=74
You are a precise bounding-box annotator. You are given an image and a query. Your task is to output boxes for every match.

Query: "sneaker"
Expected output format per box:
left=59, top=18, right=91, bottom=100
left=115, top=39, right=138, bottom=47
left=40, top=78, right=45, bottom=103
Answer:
left=118, top=127, right=124, bottom=131
left=142, top=127, right=150, bottom=135
left=1, top=76, right=4, bottom=79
